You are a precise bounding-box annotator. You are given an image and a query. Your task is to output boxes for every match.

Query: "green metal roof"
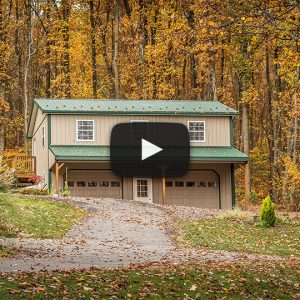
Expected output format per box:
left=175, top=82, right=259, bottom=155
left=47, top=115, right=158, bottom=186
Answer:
left=34, top=99, right=238, bottom=116
left=49, top=145, right=248, bottom=162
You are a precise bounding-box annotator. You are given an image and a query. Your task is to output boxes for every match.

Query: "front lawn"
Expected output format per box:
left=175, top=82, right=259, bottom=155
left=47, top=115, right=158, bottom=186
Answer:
left=178, top=211, right=300, bottom=257
left=0, top=261, right=299, bottom=299
left=0, top=194, right=86, bottom=239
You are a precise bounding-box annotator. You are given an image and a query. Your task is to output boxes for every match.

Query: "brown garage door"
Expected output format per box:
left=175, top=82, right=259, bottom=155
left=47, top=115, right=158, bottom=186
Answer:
left=165, top=171, right=219, bottom=208
left=66, top=170, right=122, bottom=198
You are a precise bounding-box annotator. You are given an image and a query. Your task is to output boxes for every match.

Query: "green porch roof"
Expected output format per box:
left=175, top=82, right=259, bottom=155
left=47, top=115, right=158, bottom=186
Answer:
left=34, top=99, right=238, bottom=116
left=49, top=145, right=248, bottom=162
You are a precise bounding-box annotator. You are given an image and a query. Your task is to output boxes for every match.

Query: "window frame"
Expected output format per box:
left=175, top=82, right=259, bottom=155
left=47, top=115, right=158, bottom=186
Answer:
left=130, top=120, right=149, bottom=141
left=187, top=120, right=206, bottom=143
left=76, top=120, right=95, bottom=142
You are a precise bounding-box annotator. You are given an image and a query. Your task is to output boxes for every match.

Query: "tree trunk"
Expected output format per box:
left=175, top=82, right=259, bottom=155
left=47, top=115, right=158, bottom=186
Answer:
left=150, top=7, right=157, bottom=99
left=138, top=0, right=148, bottom=99
left=62, top=0, right=71, bottom=98
left=220, top=39, right=225, bottom=88
left=289, top=65, right=300, bottom=206
left=242, top=102, right=250, bottom=207
left=23, top=0, right=33, bottom=153
left=113, top=0, right=120, bottom=98
left=98, top=3, right=114, bottom=97
left=292, top=65, right=299, bottom=164
left=265, top=45, right=275, bottom=198
left=123, top=0, right=131, bottom=17
left=89, top=0, right=97, bottom=98
left=209, top=37, right=218, bottom=101
left=272, top=47, right=280, bottom=202
left=45, top=0, right=51, bottom=98
left=0, top=87, right=5, bottom=162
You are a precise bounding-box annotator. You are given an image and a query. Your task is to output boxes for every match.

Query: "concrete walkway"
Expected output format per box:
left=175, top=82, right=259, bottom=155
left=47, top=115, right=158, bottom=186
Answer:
left=0, top=198, right=284, bottom=273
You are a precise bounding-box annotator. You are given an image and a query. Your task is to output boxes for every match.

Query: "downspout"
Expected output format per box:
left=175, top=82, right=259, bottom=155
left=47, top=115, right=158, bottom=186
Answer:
left=47, top=114, right=52, bottom=192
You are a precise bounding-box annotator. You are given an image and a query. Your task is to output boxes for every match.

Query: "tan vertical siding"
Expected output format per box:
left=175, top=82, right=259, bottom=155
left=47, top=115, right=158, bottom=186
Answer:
left=32, top=108, right=49, bottom=186
left=152, top=178, right=162, bottom=204
left=123, top=177, right=133, bottom=200
left=51, top=115, right=230, bottom=146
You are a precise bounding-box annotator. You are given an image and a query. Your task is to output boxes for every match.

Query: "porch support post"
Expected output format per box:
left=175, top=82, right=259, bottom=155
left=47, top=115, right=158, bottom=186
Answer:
left=162, top=176, right=166, bottom=206
left=244, top=162, right=250, bottom=209
left=55, top=162, right=59, bottom=194
left=55, top=162, right=65, bottom=194
left=159, top=164, right=168, bottom=206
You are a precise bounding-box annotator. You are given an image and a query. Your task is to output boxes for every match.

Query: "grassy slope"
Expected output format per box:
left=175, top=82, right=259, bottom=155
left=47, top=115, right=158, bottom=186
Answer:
left=0, top=261, right=299, bottom=299
left=0, top=194, right=86, bottom=239
left=178, top=216, right=300, bottom=257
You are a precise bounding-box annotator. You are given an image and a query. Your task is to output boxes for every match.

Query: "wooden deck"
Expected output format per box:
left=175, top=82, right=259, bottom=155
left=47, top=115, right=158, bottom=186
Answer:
left=13, top=155, right=36, bottom=178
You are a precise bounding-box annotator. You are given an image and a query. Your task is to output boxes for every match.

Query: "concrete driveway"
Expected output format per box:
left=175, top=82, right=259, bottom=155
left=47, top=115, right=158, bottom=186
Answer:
left=0, top=197, right=279, bottom=273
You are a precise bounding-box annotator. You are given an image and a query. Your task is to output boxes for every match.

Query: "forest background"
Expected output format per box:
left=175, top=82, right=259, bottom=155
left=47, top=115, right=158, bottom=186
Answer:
left=0, top=0, right=299, bottom=208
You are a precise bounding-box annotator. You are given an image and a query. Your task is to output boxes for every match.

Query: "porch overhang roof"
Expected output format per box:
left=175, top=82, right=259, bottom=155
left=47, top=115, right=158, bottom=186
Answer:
left=49, top=145, right=248, bottom=163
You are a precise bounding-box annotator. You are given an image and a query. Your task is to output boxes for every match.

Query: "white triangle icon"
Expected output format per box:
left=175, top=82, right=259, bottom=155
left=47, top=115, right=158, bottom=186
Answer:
left=141, top=139, right=163, bottom=161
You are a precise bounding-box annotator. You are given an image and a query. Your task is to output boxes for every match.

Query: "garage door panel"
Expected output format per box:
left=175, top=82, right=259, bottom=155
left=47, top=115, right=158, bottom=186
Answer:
left=76, top=189, right=87, bottom=197
left=166, top=171, right=219, bottom=209
left=67, top=170, right=122, bottom=198
left=87, top=189, right=98, bottom=197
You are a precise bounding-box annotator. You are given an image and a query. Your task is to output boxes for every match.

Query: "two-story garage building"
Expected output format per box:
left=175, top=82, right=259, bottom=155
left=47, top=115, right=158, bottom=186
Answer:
left=27, top=99, right=248, bottom=209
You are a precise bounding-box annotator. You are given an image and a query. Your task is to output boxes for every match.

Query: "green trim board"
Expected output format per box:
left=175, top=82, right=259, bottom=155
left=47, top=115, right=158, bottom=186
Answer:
left=48, top=115, right=51, bottom=145
left=49, top=145, right=248, bottom=162
left=27, top=104, right=39, bottom=139
left=33, top=99, right=238, bottom=116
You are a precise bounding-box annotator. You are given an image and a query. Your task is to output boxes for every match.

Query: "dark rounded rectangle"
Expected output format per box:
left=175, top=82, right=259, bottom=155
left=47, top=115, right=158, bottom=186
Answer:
left=110, top=122, right=190, bottom=178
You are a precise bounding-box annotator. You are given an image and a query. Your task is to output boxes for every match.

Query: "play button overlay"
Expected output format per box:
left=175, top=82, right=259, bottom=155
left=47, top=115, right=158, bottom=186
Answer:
left=142, top=139, right=163, bottom=161
left=110, top=122, right=190, bottom=178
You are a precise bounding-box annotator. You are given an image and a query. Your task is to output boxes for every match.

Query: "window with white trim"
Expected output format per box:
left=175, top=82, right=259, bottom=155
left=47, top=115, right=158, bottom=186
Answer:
left=42, top=125, right=45, bottom=147
left=131, top=120, right=149, bottom=140
left=76, top=120, right=95, bottom=141
left=188, top=121, right=205, bottom=142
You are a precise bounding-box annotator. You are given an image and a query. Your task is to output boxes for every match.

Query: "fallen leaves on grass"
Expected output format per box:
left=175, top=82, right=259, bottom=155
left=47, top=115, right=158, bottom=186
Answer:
left=0, top=194, right=86, bottom=238
left=0, top=260, right=299, bottom=299
left=178, top=216, right=300, bottom=257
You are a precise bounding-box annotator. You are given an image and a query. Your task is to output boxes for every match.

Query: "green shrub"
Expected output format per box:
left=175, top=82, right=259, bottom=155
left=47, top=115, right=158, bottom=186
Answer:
left=260, top=195, right=276, bottom=227
left=254, top=220, right=270, bottom=228
left=62, top=181, right=70, bottom=197
left=19, top=188, right=48, bottom=196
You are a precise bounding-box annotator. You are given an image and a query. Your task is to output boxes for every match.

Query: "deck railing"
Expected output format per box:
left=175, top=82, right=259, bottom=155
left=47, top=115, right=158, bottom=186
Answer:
left=13, top=155, right=36, bottom=178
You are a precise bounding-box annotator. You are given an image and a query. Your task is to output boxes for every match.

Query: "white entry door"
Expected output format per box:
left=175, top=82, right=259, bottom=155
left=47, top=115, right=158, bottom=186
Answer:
left=133, top=178, right=153, bottom=203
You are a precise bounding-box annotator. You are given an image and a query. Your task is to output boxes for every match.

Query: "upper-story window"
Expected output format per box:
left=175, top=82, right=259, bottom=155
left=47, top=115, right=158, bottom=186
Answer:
left=131, top=120, right=149, bottom=141
left=188, top=121, right=205, bottom=142
left=76, top=120, right=95, bottom=141
left=42, top=125, right=45, bottom=147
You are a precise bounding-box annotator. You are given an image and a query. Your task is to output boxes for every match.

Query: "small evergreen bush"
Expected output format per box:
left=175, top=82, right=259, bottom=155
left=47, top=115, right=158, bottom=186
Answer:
left=259, top=195, right=276, bottom=227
